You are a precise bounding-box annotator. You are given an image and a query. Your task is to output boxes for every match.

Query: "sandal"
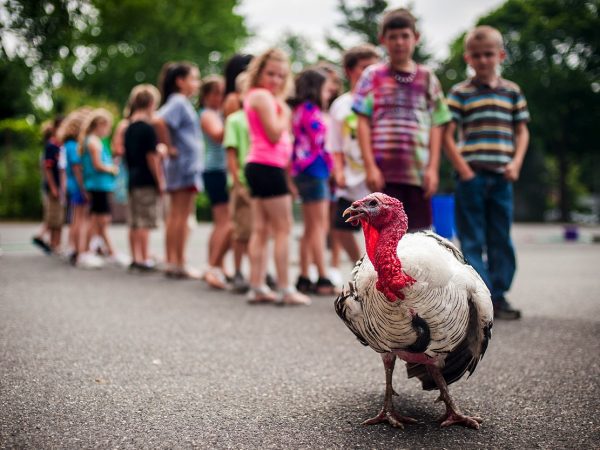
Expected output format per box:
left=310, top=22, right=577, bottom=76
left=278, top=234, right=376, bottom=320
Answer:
left=205, top=267, right=227, bottom=290
left=315, top=277, right=337, bottom=296
left=247, top=285, right=279, bottom=304
left=281, top=287, right=311, bottom=306
left=295, top=275, right=315, bottom=294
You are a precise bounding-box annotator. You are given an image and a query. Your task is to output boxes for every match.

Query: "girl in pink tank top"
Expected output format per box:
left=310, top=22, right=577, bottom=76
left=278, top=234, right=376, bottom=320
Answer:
left=242, top=48, right=311, bottom=306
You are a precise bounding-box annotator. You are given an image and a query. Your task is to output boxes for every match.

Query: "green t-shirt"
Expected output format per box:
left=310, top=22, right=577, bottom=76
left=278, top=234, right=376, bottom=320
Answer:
left=223, top=110, right=250, bottom=186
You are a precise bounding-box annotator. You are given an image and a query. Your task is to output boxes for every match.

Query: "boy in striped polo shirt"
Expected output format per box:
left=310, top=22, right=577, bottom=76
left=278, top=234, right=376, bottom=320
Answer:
left=444, top=25, right=530, bottom=320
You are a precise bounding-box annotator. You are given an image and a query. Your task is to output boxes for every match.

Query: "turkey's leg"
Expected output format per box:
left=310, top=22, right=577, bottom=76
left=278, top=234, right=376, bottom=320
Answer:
left=427, top=366, right=483, bottom=429
left=363, top=353, right=418, bottom=428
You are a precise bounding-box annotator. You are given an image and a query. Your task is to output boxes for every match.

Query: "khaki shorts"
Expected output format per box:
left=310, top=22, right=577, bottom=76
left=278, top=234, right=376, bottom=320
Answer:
left=229, top=184, right=252, bottom=242
left=128, top=187, right=159, bottom=229
left=44, top=195, right=64, bottom=229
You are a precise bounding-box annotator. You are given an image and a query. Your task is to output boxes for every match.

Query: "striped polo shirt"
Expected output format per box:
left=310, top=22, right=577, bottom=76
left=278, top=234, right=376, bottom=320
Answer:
left=447, top=77, right=530, bottom=172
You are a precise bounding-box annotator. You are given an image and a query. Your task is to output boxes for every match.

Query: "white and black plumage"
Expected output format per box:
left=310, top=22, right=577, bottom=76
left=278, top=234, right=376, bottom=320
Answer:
left=335, top=193, right=493, bottom=429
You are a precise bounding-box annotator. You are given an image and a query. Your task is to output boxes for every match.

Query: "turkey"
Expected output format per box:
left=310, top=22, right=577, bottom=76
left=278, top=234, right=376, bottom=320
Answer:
left=335, top=192, right=493, bottom=429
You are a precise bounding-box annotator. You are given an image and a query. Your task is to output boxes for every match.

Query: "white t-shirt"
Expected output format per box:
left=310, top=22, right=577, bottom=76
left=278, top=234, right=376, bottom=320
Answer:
left=327, top=92, right=370, bottom=201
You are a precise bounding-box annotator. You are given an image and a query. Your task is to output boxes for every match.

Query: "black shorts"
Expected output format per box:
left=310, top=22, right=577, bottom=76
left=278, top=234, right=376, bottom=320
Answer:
left=383, top=183, right=432, bottom=231
left=245, top=162, right=289, bottom=198
left=89, top=190, right=111, bottom=215
left=202, top=170, right=229, bottom=206
left=333, top=197, right=361, bottom=232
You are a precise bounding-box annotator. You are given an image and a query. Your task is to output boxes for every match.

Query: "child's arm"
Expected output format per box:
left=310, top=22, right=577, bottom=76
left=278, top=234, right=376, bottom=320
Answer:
left=72, top=164, right=88, bottom=200
left=504, top=122, right=529, bottom=182
left=111, top=120, right=128, bottom=158
left=146, top=151, right=165, bottom=193
left=200, top=110, right=224, bottom=143
left=423, top=125, right=443, bottom=198
left=88, top=137, right=118, bottom=175
left=332, top=152, right=346, bottom=188
left=152, top=117, right=178, bottom=158
left=226, top=148, right=242, bottom=187
left=442, top=122, right=475, bottom=181
left=357, top=115, right=384, bottom=191
left=44, top=166, right=59, bottom=198
left=249, top=90, right=289, bottom=144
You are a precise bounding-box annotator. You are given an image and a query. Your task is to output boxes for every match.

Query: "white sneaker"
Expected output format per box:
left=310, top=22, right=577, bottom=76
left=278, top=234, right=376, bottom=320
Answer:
left=328, top=267, right=343, bottom=287
left=77, top=252, right=104, bottom=269
left=106, top=252, right=131, bottom=267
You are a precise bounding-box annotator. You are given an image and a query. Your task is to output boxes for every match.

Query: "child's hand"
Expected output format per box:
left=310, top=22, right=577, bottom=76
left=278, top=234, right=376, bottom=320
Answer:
left=458, top=167, right=476, bottom=182
left=111, top=166, right=119, bottom=176
left=423, top=167, right=439, bottom=199
left=156, top=143, right=168, bottom=158
left=334, top=170, right=346, bottom=188
left=504, top=161, right=521, bottom=182
left=366, top=166, right=385, bottom=192
left=168, top=146, right=179, bottom=158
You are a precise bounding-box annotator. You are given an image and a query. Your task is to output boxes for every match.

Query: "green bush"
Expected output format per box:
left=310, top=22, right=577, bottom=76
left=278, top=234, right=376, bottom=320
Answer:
left=0, top=118, right=44, bottom=219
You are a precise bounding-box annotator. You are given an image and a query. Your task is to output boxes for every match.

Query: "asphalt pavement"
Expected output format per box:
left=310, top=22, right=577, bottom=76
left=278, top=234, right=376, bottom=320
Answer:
left=1, top=222, right=599, bottom=449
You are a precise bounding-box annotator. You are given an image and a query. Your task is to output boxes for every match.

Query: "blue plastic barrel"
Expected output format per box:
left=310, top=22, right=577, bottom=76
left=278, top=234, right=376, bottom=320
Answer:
left=431, top=194, right=455, bottom=239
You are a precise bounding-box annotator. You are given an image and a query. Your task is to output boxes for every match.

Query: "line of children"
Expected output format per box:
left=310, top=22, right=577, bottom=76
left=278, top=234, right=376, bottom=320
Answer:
left=30, top=12, right=528, bottom=317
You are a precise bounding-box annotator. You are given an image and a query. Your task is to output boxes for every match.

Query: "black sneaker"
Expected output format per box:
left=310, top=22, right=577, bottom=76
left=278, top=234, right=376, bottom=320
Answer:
left=32, top=236, right=52, bottom=254
left=493, top=298, right=521, bottom=320
left=295, top=275, right=314, bottom=294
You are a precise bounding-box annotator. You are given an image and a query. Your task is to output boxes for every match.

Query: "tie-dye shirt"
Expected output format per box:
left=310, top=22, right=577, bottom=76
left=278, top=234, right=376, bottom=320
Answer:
left=352, top=62, right=451, bottom=187
left=291, top=101, right=333, bottom=178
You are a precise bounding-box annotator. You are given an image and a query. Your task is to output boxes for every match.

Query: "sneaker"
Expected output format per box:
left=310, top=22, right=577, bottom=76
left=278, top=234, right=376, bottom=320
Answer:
left=493, top=297, right=522, bottom=320
left=106, top=252, right=131, bottom=267
left=247, top=285, right=279, bottom=304
left=328, top=267, right=343, bottom=287
left=315, top=276, right=337, bottom=296
left=77, top=252, right=104, bottom=269
left=231, top=271, right=249, bottom=294
left=32, top=236, right=52, bottom=254
left=281, top=286, right=311, bottom=306
left=295, top=275, right=314, bottom=294
left=205, top=267, right=228, bottom=290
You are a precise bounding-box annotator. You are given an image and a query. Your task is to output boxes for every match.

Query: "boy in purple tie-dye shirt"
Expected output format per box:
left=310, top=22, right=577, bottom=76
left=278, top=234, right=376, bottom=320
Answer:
left=353, top=8, right=451, bottom=230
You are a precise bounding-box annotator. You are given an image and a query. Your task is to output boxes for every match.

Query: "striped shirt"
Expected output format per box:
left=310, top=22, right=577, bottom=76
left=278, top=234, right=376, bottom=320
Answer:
left=447, top=77, right=530, bottom=172
left=352, top=62, right=451, bottom=187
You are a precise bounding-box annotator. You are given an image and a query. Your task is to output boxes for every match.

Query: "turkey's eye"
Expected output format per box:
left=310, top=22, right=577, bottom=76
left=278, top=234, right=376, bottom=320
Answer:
left=368, top=200, right=378, bottom=207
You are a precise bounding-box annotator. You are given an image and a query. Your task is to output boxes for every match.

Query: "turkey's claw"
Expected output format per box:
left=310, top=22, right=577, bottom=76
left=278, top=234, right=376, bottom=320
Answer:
left=439, top=410, right=483, bottom=429
left=363, top=408, right=418, bottom=429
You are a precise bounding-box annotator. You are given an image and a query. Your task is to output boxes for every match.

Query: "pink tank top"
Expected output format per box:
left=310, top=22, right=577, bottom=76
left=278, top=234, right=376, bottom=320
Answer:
left=244, top=88, right=292, bottom=168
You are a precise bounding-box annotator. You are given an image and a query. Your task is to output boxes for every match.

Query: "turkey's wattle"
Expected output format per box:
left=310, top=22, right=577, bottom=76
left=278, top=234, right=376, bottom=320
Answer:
left=337, top=192, right=494, bottom=429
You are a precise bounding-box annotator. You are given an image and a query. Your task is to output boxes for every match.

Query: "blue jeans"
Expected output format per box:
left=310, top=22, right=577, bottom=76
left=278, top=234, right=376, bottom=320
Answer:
left=455, top=172, right=516, bottom=304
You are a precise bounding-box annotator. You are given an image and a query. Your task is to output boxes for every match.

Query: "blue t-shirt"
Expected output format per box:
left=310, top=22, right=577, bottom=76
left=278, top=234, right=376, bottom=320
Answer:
left=81, top=137, right=116, bottom=192
left=64, top=139, right=82, bottom=195
left=303, top=154, right=330, bottom=179
left=158, top=93, right=204, bottom=191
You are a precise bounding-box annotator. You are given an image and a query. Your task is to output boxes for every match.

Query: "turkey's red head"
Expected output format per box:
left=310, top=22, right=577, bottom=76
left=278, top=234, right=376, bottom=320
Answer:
left=343, top=193, right=413, bottom=302
left=343, top=193, right=409, bottom=262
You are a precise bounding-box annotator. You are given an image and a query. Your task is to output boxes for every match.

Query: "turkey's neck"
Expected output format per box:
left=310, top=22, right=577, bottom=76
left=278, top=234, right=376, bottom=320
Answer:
left=363, top=219, right=415, bottom=301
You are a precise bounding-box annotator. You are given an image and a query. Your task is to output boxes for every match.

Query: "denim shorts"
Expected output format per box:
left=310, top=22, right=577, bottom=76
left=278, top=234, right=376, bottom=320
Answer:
left=294, top=173, right=330, bottom=203
left=68, top=189, right=87, bottom=206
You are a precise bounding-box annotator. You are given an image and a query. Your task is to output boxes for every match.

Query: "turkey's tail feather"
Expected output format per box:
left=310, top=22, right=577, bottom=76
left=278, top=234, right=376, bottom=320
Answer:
left=406, top=299, right=492, bottom=391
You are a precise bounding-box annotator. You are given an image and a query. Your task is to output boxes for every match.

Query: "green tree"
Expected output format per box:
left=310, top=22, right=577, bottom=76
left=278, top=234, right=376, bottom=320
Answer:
left=438, top=0, right=600, bottom=221
left=62, top=0, right=248, bottom=105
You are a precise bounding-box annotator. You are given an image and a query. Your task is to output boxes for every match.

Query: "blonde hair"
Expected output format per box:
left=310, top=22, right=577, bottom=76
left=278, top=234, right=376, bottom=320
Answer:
left=126, top=84, right=161, bottom=117
left=244, top=48, right=293, bottom=98
left=78, top=108, right=113, bottom=155
left=56, top=107, right=92, bottom=143
left=464, top=25, right=504, bottom=51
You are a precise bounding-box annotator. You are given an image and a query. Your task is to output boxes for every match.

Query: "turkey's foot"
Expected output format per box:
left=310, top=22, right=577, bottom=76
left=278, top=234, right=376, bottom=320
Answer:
left=438, top=409, right=482, bottom=429
left=363, top=407, right=418, bottom=428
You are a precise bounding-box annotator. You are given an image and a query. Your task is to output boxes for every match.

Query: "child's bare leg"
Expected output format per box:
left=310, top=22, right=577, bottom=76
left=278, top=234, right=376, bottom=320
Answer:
left=263, top=195, right=292, bottom=289
left=248, top=199, right=268, bottom=287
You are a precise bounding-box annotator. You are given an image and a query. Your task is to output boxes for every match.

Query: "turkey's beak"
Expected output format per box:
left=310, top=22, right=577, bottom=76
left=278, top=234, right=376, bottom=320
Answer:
left=343, top=204, right=366, bottom=226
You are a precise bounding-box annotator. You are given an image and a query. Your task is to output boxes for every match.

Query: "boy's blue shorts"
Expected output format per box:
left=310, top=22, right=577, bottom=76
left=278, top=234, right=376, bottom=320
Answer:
left=69, top=189, right=87, bottom=206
